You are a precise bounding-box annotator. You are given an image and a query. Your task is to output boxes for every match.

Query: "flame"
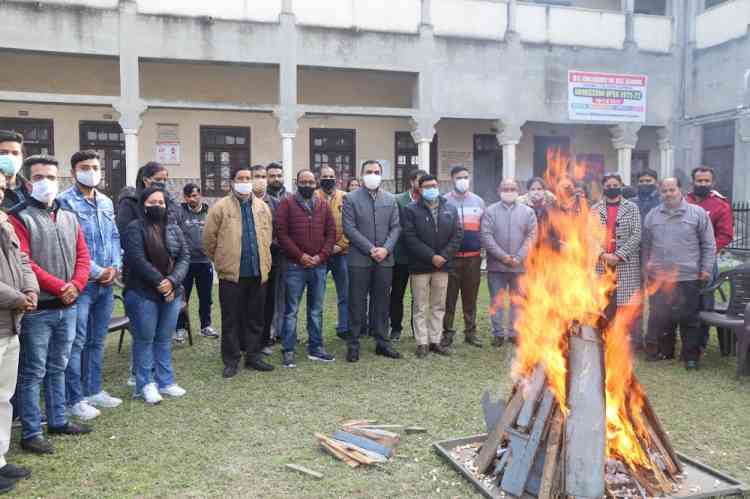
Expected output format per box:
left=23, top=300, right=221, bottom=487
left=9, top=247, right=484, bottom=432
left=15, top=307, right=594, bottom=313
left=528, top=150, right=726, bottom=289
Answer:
left=503, top=148, right=673, bottom=474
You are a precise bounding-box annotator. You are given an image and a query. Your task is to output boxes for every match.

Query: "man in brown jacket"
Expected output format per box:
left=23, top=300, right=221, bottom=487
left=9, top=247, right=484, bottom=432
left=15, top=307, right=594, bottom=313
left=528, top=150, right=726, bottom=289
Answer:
left=204, top=165, right=274, bottom=378
left=0, top=173, right=38, bottom=493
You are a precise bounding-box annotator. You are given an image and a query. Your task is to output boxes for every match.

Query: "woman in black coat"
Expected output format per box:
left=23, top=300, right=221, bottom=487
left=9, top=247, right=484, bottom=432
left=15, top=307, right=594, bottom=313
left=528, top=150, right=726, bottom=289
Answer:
left=123, top=186, right=190, bottom=405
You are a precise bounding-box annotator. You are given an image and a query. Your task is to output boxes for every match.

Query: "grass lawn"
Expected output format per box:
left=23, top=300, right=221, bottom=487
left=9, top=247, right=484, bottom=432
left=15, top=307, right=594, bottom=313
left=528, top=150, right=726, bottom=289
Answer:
left=7, top=278, right=750, bottom=498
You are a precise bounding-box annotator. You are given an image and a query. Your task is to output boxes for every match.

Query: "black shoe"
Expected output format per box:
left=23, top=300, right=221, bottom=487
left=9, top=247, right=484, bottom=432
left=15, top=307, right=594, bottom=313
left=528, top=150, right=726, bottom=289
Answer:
left=246, top=355, right=275, bottom=372
left=415, top=345, right=429, bottom=358
left=223, top=364, right=239, bottom=378
left=465, top=335, right=483, bottom=348
left=336, top=330, right=351, bottom=341
left=645, top=352, right=673, bottom=362
left=0, top=476, right=15, bottom=494
left=346, top=345, right=360, bottom=363
left=390, top=330, right=402, bottom=342
left=429, top=343, right=452, bottom=356
left=492, top=336, right=505, bottom=348
left=47, top=422, right=92, bottom=435
left=20, top=436, right=54, bottom=455
left=375, top=345, right=402, bottom=359
left=0, top=464, right=31, bottom=481
left=441, top=331, right=455, bottom=347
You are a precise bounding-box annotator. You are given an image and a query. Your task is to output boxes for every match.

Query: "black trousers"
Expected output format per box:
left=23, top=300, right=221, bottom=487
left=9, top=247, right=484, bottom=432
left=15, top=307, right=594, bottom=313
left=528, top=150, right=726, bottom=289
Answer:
left=646, top=280, right=702, bottom=362
left=178, top=262, right=214, bottom=330
left=349, top=265, right=393, bottom=349
left=389, top=263, right=411, bottom=333
left=219, top=277, right=266, bottom=367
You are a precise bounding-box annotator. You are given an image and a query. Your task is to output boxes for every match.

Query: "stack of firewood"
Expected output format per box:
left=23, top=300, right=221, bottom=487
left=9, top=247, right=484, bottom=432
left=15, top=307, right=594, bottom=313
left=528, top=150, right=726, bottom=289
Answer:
left=315, top=420, right=406, bottom=468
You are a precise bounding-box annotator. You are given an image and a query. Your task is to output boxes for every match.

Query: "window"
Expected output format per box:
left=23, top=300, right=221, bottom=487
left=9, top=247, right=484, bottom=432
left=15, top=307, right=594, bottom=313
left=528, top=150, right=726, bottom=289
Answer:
left=200, top=126, right=251, bottom=197
left=705, top=0, right=729, bottom=9
left=310, top=129, right=356, bottom=185
left=0, top=117, right=54, bottom=157
left=394, top=132, right=419, bottom=193
left=634, top=0, right=666, bottom=15
left=702, top=121, right=735, bottom=199
left=631, top=150, right=650, bottom=185
left=79, top=121, right=125, bottom=198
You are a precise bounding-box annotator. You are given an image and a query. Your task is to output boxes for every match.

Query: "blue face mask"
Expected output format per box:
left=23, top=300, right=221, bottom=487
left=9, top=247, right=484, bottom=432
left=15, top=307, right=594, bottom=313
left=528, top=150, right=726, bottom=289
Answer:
left=422, top=187, right=440, bottom=202
left=0, top=154, right=21, bottom=177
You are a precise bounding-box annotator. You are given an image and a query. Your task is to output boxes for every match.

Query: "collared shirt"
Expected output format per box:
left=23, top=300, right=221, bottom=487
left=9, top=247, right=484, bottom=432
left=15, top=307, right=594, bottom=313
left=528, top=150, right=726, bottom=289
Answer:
left=58, top=185, right=121, bottom=280
left=239, top=199, right=260, bottom=278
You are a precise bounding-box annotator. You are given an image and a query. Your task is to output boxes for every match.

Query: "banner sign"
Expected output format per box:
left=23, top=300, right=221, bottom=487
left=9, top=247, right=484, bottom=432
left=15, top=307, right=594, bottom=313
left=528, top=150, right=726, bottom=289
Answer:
left=568, top=70, right=647, bottom=123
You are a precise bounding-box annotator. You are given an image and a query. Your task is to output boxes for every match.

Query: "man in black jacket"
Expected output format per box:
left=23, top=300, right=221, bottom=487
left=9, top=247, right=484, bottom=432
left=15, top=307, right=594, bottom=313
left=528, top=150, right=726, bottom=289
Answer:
left=402, top=175, right=463, bottom=358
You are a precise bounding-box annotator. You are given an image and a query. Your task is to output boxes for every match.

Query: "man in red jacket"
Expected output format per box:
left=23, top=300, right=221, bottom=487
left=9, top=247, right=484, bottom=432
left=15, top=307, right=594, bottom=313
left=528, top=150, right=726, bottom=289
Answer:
left=275, top=170, right=336, bottom=368
left=687, top=165, right=734, bottom=352
left=8, top=155, right=92, bottom=455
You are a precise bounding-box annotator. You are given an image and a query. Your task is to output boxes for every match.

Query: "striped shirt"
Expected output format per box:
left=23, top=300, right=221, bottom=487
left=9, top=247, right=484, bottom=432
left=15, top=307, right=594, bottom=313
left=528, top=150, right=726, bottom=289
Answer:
left=445, top=191, right=485, bottom=257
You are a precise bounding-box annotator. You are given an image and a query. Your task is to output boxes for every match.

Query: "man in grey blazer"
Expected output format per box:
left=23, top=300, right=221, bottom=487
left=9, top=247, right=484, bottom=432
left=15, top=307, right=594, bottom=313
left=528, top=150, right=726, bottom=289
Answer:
left=342, top=160, right=402, bottom=362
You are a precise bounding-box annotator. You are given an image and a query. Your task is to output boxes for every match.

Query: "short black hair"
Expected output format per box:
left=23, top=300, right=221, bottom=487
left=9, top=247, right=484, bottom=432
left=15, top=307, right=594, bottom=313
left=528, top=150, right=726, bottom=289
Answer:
left=691, top=166, right=715, bottom=181
left=637, top=168, right=658, bottom=182
left=250, top=164, right=266, bottom=173
left=526, top=177, right=546, bottom=191
left=23, top=154, right=58, bottom=169
left=360, top=160, right=382, bottom=174
left=70, top=150, right=100, bottom=169
left=183, top=183, right=200, bottom=197
left=409, top=169, right=429, bottom=182
left=602, top=173, right=623, bottom=185
left=296, top=169, right=315, bottom=182
left=450, top=165, right=468, bottom=177
left=418, top=174, right=438, bottom=187
left=266, top=162, right=283, bottom=172
left=230, top=164, right=252, bottom=180
left=0, top=130, right=23, bottom=145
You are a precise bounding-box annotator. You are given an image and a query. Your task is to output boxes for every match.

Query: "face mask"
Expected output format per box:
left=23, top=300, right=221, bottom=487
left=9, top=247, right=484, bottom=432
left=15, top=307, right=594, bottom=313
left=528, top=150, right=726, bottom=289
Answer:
left=529, top=191, right=545, bottom=203
left=454, top=178, right=469, bottom=193
left=268, top=182, right=282, bottom=193
left=637, top=184, right=657, bottom=196
left=234, top=182, right=252, bottom=196
left=149, top=180, right=166, bottom=190
left=421, top=187, right=440, bottom=202
left=31, top=179, right=59, bottom=204
left=500, top=192, right=518, bottom=204
left=362, top=173, right=382, bottom=190
left=144, top=205, right=166, bottom=222
left=320, top=178, right=336, bottom=192
left=298, top=186, right=315, bottom=199
left=603, top=187, right=622, bottom=199
left=76, top=169, right=101, bottom=188
left=252, top=178, right=267, bottom=195
left=0, top=154, right=22, bottom=177
left=693, top=185, right=711, bottom=198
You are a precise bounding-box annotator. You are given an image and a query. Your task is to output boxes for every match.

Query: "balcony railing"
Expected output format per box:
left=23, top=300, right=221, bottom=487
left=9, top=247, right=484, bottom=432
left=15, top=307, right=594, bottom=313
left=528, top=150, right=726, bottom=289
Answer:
left=696, top=0, right=750, bottom=49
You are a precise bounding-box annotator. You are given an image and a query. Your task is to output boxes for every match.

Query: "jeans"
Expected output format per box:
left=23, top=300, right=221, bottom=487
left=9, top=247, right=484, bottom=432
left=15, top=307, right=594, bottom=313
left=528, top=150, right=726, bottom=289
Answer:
left=65, top=283, right=114, bottom=405
left=327, top=254, right=349, bottom=334
left=282, top=263, right=327, bottom=353
left=19, top=306, right=77, bottom=440
left=219, top=277, right=266, bottom=366
left=487, top=271, right=521, bottom=338
left=178, top=262, right=213, bottom=330
left=124, top=291, right=181, bottom=394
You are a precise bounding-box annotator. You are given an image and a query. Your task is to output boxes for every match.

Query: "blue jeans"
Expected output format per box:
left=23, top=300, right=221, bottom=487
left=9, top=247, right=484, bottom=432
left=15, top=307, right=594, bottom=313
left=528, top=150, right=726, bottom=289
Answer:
left=124, top=290, right=181, bottom=394
left=65, top=283, right=114, bottom=405
left=19, top=306, right=77, bottom=440
left=327, top=254, right=349, bottom=333
left=281, top=263, right=327, bottom=353
left=487, top=271, right=521, bottom=338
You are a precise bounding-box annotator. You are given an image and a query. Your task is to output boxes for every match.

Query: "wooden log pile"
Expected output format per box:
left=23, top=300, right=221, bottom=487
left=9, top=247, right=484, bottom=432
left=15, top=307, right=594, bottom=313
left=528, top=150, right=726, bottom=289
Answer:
left=315, top=420, right=403, bottom=468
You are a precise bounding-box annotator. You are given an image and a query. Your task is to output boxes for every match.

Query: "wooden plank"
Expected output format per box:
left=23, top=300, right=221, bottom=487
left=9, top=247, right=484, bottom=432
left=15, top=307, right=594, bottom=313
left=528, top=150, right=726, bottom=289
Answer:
left=643, top=418, right=679, bottom=478
left=404, top=427, right=427, bottom=434
left=318, top=437, right=360, bottom=468
left=501, top=389, right=556, bottom=497
left=341, top=419, right=377, bottom=428
left=516, top=365, right=547, bottom=432
left=285, top=464, right=323, bottom=479
left=641, top=392, right=683, bottom=473
left=475, top=388, right=525, bottom=474
left=328, top=438, right=388, bottom=464
left=538, top=409, right=564, bottom=499
left=332, top=431, right=393, bottom=458
left=358, top=424, right=404, bottom=431
left=564, top=329, right=606, bottom=498
left=347, top=427, right=400, bottom=448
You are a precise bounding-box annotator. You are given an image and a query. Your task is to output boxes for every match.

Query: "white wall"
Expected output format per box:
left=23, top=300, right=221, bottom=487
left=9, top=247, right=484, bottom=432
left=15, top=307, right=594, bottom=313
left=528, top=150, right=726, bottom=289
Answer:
left=696, top=0, right=750, bottom=49
left=634, top=14, right=673, bottom=53
left=432, top=0, right=508, bottom=40
left=136, top=0, right=282, bottom=23
left=294, top=0, right=421, bottom=34
left=518, top=4, right=626, bottom=49
left=11, top=0, right=117, bottom=8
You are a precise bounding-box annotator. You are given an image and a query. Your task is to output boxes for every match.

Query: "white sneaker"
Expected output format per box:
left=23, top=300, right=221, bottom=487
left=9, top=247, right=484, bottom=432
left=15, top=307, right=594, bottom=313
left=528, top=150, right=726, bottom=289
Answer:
left=173, top=329, right=187, bottom=343
left=69, top=401, right=101, bottom=421
left=158, top=384, right=186, bottom=398
left=87, top=391, right=123, bottom=408
left=200, top=326, right=219, bottom=338
left=126, top=374, right=136, bottom=387
left=261, top=346, right=273, bottom=356
left=141, top=383, right=163, bottom=405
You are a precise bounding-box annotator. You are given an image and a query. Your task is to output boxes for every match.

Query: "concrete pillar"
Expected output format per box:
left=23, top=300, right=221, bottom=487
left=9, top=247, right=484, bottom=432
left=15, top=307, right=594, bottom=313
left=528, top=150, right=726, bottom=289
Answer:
left=623, top=0, right=637, bottom=51
left=609, top=123, right=641, bottom=185
left=277, top=3, right=298, bottom=191
left=421, top=0, right=432, bottom=26
left=496, top=119, right=524, bottom=180
left=657, top=126, right=675, bottom=178
left=506, top=0, right=520, bottom=44
left=734, top=114, right=750, bottom=200
left=410, top=115, right=439, bottom=174
left=274, top=109, right=303, bottom=192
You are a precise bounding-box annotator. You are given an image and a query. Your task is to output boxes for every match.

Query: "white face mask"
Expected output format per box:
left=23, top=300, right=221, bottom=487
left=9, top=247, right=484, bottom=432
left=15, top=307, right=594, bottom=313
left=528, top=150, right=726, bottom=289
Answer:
left=362, top=173, right=382, bottom=190
left=31, top=179, right=59, bottom=204
left=76, top=169, right=102, bottom=188
left=234, top=182, right=252, bottom=196
left=252, top=178, right=267, bottom=194
left=0, top=154, right=22, bottom=177
left=454, top=178, right=470, bottom=193
left=500, top=191, right=519, bottom=204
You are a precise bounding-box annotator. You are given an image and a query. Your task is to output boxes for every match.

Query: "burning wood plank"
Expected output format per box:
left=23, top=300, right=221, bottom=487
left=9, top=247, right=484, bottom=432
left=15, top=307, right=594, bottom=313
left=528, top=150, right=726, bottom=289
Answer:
left=538, top=409, right=563, bottom=499
left=475, top=388, right=524, bottom=474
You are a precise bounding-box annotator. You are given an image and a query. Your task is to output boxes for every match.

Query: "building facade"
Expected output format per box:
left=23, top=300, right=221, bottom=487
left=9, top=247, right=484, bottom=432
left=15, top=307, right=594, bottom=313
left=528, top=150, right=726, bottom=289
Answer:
left=0, top=0, right=747, bottom=202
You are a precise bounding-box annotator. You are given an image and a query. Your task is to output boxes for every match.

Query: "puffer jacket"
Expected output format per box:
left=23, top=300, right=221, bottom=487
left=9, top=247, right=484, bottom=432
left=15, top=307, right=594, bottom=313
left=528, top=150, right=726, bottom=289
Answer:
left=117, top=186, right=182, bottom=248
left=402, top=196, right=464, bottom=274
left=123, top=219, right=190, bottom=302
left=0, top=212, right=38, bottom=336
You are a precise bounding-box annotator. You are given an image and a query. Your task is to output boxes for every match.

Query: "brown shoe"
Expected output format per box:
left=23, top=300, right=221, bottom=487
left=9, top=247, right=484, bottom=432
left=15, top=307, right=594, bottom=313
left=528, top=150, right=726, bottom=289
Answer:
left=415, top=345, right=429, bottom=358
left=429, top=343, right=451, bottom=356
left=492, top=336, right=505, bottom=348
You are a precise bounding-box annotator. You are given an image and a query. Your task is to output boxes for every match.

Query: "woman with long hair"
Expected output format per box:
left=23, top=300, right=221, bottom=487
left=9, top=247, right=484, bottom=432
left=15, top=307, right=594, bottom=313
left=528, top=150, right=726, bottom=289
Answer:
left=123, top=186, right=190, bottom=404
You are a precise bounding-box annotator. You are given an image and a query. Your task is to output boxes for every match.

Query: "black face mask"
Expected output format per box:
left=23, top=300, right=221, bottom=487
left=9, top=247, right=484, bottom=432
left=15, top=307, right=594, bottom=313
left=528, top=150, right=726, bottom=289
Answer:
left=144, top=205, right=167, bottom=222
left=150, top=181, right=166, bottom=190
left=693, top=185, right=711, bottom=198
left=298, top=186, right=315, bottom=199
left=603, top=187, right=622, bottom=199
left=320, top=178, right=336, bottom=192
left=637, top=184, right=657, bottom=197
